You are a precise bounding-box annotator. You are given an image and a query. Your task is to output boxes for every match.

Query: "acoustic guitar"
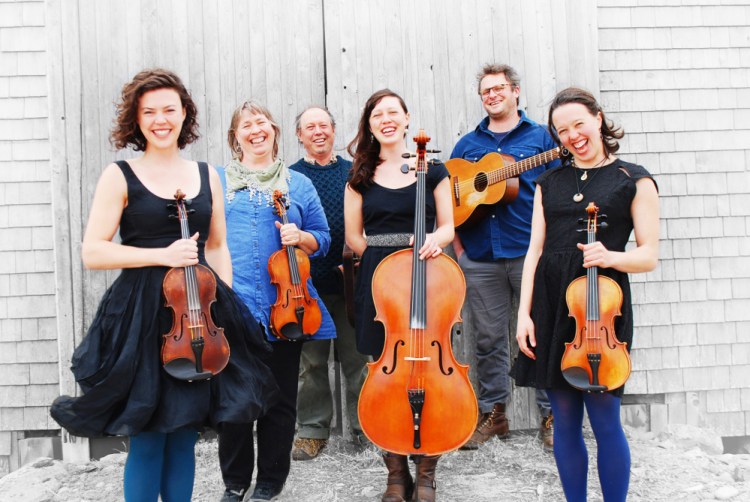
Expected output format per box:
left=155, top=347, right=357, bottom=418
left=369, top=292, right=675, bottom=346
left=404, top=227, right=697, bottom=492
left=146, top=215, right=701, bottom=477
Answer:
left=445, top=147, right=560, bottom=229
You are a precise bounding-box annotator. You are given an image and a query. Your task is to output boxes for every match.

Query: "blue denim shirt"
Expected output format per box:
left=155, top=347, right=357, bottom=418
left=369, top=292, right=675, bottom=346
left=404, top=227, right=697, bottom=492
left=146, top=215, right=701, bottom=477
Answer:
left=450, top=111, right=560, bottom=261
left=217, top=167, right=335, bottom=342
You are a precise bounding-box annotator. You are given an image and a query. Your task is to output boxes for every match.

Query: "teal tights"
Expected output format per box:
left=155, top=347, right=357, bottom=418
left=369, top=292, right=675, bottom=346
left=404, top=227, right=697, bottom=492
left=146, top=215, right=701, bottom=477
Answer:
left=123, top=428, right=198, bottom=502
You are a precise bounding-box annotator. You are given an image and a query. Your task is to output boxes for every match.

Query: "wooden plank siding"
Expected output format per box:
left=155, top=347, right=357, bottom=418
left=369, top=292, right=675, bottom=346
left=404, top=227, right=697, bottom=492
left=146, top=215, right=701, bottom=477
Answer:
left=41, top=0, right=604, bottom=450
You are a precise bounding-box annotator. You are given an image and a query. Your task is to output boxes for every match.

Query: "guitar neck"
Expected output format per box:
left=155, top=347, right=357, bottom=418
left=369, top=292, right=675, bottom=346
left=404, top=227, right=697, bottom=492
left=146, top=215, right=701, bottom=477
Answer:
left=489, top=148, right=559, bottom=184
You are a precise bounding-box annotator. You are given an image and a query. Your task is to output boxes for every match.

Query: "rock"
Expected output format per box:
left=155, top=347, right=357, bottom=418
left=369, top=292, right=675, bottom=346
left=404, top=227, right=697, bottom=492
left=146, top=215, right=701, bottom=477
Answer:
left=32, top=458, right=55, bottom=468
left=715, top=485, right=739, bottom=500
left=658, top=424, right=723, bottom=455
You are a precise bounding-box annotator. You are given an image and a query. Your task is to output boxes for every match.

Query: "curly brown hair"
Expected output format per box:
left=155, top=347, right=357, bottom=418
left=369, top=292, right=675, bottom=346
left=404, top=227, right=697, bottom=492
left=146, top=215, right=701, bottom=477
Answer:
left=110, top=68, right=199, bottom=151
left=547, top=87, right=623, bottom=166
left=346, top=89, right=408, bottom=193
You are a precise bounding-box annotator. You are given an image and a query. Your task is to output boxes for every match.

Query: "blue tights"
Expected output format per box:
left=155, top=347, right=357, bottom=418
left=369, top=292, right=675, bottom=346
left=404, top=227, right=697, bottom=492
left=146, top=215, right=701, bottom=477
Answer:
left=123, top=428, right=198, bottom=502
left=547, top=389, right=630, bottom=502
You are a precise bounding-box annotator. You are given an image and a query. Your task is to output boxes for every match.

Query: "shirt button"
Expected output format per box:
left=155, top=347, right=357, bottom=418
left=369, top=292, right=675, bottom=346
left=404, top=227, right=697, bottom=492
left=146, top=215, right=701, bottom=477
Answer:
left=497, top=148, right=501, bottom=152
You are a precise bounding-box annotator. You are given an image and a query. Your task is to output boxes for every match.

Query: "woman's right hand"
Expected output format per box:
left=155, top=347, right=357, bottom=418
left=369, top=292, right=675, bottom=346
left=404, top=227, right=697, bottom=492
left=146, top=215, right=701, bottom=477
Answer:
left=161, top=232, right=200, bottom=267
left=516, top=313, right=537, bottom=360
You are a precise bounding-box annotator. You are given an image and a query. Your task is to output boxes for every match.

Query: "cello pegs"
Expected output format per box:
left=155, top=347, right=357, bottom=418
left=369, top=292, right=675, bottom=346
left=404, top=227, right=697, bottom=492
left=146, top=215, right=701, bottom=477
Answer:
left=401, top=164, right=412, bottom=174
left=401, top=153, right=416, bottom=158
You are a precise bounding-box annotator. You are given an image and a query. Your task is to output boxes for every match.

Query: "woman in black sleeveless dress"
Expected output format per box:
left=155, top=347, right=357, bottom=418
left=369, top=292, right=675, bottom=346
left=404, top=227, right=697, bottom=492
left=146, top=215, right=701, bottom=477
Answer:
left=513, top=88, right=659, bottom=502
left=50, top=69, right=278, bottom=502
left=344, top=90, right=454, bottom=502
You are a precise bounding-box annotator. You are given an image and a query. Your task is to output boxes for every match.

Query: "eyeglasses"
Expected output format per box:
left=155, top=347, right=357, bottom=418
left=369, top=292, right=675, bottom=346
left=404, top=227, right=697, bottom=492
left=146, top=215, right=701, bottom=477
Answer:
left=480, top=84, right=513, bottom=98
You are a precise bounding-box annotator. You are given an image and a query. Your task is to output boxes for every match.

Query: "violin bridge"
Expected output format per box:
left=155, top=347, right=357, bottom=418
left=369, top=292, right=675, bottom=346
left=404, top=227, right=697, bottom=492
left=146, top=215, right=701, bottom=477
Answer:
left=404, top=356, right=431, bottom=361
left=188, top=324, right=204, bottom=329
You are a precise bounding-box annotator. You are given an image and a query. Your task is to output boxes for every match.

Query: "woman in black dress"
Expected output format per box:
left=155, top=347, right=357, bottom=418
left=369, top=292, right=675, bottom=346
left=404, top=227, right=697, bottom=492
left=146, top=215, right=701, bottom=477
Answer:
left=514, top=87, right=659, bottom=502
left=344, top=89, right=454, bottom=502
left=50, top=69, right=277, bottom=502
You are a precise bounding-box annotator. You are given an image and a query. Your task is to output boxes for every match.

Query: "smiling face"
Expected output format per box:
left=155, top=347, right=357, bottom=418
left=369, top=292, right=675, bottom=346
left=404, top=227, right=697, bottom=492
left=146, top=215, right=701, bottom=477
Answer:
left=368, top=96, right=410, bottom=147
left=235, top=108, right=277, bottom=163
left=297, top=107, right=335, bottom=160
left=137, top=88, right=186, bottom=151
left=551, top=102, right=604, bottom=166
left=479, top=73, right=520, bottom=122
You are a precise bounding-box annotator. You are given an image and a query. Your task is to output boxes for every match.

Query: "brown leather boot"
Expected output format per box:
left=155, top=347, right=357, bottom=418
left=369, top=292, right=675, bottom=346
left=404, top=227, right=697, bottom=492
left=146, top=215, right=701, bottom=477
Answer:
left=413, top=455, right=439, bottom=502
left=460, top=403, right=510, bottom=450
left=382, top=453, right=414, bottom=502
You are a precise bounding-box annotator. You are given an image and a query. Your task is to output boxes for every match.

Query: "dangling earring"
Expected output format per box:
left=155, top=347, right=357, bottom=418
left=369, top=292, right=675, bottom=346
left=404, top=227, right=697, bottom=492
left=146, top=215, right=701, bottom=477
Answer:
left=561, top=147, right=570, bottom=157
left=232, top=139, right=242, bottom=158
left=370, top=133, right=375, bottom=141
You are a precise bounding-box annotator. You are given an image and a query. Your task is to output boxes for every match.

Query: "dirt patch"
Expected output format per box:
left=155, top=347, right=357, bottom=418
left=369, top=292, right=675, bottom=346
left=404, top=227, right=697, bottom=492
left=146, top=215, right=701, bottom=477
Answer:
left=2, top=425, right=749, bottom=501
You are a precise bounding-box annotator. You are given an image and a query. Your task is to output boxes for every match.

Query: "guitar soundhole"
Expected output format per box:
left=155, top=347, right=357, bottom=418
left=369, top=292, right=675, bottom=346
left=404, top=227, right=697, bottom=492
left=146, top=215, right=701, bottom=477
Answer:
left=474, top=172, right=488, bottom=192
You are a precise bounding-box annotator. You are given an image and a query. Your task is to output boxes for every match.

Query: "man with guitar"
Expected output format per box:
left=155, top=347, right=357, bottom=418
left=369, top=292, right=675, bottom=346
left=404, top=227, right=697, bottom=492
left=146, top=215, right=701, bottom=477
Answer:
left=289, top=106, right=370, bottom=460
left=449, top=64, right=560, bottom=450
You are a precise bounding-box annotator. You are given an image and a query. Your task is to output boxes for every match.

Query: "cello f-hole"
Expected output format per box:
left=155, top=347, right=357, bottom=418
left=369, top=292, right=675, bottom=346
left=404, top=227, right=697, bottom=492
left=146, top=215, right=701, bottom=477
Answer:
left=430, top=340, right=454, bottom=376
left=382, top=340, right=405, bottom=375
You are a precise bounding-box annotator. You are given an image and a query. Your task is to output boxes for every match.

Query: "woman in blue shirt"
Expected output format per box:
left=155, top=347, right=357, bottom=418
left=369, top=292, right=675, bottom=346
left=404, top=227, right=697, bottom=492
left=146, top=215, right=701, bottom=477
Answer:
left=216, top=100, right=334, bottom=502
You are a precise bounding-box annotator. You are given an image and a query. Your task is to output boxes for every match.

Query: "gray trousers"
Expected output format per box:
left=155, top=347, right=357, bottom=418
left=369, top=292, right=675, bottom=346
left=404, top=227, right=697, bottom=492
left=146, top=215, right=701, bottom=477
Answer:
left=296, top=293, right=369, bottom=439
left=458, top=253, right=551, bottom=416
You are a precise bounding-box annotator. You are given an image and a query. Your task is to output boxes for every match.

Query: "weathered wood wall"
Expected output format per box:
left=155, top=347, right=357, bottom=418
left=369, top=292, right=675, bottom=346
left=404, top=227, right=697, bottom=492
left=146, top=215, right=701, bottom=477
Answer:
left=45, top=0, right=601, bottom=437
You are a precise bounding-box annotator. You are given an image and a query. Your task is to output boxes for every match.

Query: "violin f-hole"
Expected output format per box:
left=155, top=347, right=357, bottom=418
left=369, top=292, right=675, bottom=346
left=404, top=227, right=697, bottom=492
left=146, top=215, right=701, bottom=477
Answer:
left=382, top=340, right=405, bottom=374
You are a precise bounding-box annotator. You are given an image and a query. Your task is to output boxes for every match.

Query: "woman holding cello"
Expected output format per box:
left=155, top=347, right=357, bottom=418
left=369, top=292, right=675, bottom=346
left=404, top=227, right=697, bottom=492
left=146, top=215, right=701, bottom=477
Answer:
left=344, top=89, right=458, bottom=502
left=50, top=69, right=278, bottom=501
left=514, top=87, right=659, bottom=502
left=216, top=100, right=334, bottom=502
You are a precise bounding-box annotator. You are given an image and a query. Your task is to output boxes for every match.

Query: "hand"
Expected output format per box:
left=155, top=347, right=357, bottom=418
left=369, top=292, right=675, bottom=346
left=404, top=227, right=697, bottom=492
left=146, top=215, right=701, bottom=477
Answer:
left=516, top=313, right=537, bottom=360
left=275, top=221, right=302, bottom=247
left=410, top=233, right=443, bottom=260
left=162, top=232, right=199, bottom=267
left=577, top=241, right=615, bottom=269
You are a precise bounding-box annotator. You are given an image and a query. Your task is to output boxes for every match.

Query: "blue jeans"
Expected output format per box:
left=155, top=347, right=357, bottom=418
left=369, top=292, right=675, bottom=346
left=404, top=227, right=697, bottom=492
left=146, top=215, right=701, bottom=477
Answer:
left=458, top=254, right=551, bottom=415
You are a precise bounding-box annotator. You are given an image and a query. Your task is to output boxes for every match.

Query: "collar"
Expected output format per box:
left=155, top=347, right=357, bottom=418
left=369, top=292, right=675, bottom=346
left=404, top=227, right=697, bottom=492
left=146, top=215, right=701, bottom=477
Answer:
left=475, top=110, right=530, bottom=138
left=303, top=153, right=338, bottom=166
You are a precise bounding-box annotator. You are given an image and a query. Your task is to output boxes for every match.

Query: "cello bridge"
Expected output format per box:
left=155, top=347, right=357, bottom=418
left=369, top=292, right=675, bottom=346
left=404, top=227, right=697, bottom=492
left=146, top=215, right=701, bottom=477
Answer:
left=404, top=356, right=431, bottom=361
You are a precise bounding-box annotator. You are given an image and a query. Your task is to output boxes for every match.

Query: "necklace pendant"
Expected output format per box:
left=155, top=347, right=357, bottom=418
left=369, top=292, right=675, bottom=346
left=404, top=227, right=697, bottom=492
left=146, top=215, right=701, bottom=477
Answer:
left=573, top=193, right=584, bottom=203
left=580, top=171, right=588, bottom=181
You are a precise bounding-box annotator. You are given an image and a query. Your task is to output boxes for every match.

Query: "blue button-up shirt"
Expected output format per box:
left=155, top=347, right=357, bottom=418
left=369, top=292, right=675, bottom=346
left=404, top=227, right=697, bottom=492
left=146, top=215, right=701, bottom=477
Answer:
left=450, top=111, right=560, bottom=261
left=217, top=167, right=335, bottom=342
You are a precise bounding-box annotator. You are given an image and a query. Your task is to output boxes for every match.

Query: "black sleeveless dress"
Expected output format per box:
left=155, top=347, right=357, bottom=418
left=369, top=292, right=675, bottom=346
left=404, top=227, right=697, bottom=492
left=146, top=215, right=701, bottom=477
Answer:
left=512, top=159, right=656, bottom=397
left=354, top=162, right=449, bottom=357
left=51, top=161, right=279, bottom=437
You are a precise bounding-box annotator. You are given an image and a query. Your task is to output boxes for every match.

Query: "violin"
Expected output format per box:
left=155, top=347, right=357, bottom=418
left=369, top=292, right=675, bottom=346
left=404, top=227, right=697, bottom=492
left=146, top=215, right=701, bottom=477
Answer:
left=268, top=190, right=322, bottom=341
left=162, top=189, right=230, bottom=381
left=561, top=202, right=631, bottom=392
left=357, top=130, right=477, bottom=455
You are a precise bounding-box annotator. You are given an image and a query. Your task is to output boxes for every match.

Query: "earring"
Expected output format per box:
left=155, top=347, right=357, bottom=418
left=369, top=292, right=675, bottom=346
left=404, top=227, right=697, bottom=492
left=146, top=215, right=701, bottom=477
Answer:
left=561, top=147, right=570, bottom=156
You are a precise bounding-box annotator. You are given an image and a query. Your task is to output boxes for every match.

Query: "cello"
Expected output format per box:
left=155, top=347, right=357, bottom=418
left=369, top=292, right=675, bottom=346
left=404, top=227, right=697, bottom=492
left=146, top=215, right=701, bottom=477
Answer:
left=358, top=130, right=477, bottom=456
left=268, top=190, right=322, bottom=341
left=162, top=189, right=231, bottom=381
left=561, top=202, right=631, bottom=392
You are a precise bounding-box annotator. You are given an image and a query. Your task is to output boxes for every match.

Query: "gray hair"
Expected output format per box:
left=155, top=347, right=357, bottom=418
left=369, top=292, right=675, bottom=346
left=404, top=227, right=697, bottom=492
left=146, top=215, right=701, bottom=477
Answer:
left=294, top=105, right=336, bottom=133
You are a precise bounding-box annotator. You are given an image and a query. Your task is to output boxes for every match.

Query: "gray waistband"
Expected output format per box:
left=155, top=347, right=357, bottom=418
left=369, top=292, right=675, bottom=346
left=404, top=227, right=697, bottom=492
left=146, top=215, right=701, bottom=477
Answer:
left=366, top=233, right=411, bottom=247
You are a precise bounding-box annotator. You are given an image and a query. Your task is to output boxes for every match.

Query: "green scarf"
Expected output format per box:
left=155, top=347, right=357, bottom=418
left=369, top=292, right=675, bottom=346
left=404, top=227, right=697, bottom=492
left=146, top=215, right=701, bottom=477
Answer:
left=224, top=158, right=289, bottom=205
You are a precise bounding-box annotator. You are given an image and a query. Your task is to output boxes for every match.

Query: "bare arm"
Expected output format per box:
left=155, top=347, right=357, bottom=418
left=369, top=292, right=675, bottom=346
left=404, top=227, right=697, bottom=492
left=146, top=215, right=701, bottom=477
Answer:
left=516, top=186, right=546, bottom=360
left=417, top=177, right=455, bottom=260
left=344, top=183, right=368, bottom=256
left=81, top=164, right=199, bottom=270
left=577, top=178, right=659, bottom=273
left=204, top=166, right=232, bottom=286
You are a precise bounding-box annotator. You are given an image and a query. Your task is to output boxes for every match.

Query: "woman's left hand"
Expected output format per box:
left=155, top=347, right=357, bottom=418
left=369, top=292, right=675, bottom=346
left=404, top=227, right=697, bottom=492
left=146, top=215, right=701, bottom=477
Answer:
left=275, top=221, right=302, bottom=247
left=411, top=233, right=443, bottom=260
left=577, top=241, right=617, bottom=269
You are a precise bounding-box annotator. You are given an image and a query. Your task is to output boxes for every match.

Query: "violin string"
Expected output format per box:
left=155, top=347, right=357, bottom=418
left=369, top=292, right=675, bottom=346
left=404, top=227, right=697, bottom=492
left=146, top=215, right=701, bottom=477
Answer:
left=181, top=206, right=198, bottom=342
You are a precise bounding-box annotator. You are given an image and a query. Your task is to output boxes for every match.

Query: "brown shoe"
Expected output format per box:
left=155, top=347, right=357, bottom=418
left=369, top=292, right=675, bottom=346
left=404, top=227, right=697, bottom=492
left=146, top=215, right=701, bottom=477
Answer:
left=460, top=403, right=509, bottom=450
left=382, top=453, right=414, bottom=502
left=291, top=437, right=327, bottom=461
left=540, top=415, right=554, bottom=450
left=413, top=455, right=439, bottom=502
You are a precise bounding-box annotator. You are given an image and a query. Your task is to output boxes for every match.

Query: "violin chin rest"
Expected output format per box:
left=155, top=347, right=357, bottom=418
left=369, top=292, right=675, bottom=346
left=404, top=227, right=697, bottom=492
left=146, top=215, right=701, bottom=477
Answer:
left=562, top=366, right=607, bottom=393
left=163, top=358, right=213, bottom=382
left=278, top=323, right=311, bottom=342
